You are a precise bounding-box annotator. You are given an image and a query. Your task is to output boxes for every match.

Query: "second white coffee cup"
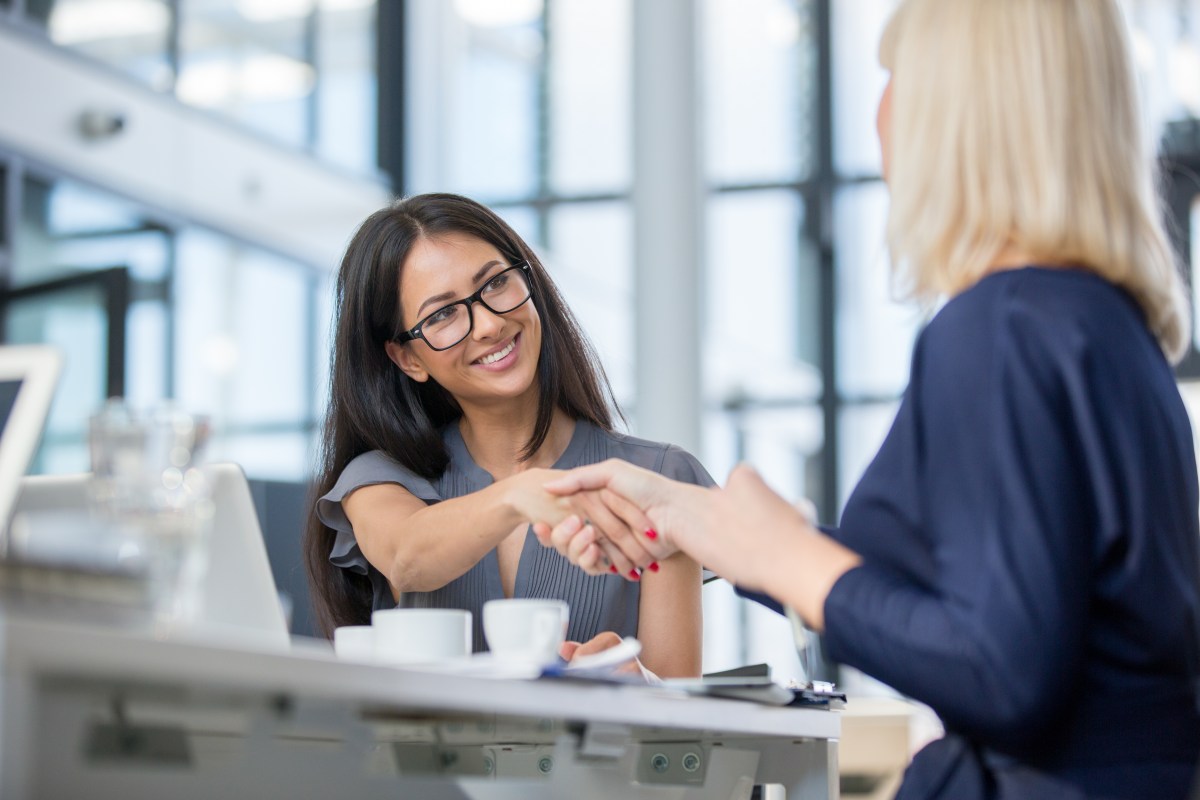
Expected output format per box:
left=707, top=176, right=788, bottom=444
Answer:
left=483, top=598, right=569, bottom=664
left=372, top=607, right=472, bottom=665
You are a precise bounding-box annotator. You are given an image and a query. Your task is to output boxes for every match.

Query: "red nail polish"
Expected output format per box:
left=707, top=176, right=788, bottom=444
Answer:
left=644, top=529, right=658, bottom=540
left=610, top=565, right=618, bottom=574
left=628, top=569, right=641, bottom=581
left=648, top=562, right=660, bottom=572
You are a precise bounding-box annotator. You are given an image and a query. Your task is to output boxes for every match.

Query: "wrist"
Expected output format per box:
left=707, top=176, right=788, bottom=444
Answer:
left=495, top=471, right=537, bottom=526
left=760, top=526, right=860, bottom=633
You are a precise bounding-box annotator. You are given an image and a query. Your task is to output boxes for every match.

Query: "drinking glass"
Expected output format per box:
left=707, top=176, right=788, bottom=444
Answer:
left=88, top=400, right=213, bottom=631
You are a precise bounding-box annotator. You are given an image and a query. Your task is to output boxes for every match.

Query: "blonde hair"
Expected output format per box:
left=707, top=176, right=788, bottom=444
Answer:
left=880, top=0, right=1190, bottom=362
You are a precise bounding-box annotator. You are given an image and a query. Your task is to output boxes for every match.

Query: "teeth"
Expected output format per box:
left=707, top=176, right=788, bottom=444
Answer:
left=478, top=340, right=515, bottom=365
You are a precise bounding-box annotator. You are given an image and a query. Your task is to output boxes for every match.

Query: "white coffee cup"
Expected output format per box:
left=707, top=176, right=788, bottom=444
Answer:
left=333, top=624, right=375, bottom=661
left=483, top=598, right=569, bottom=664
left=372, top=608, right=472, bottom=665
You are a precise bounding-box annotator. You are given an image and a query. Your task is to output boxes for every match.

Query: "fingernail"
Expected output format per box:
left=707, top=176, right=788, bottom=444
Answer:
left=644, top=528, right=658, bottom=540
left=628, top=569, right=641, bottom=581
left=648, top=562, right=660, bottom=572
left=610, top=565, right=619, bottom=574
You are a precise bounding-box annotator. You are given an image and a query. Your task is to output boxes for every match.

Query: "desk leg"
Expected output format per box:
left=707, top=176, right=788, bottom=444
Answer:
left=0, top=659, right=36, bottom=800
left=753, top=738, right=838, bottom=800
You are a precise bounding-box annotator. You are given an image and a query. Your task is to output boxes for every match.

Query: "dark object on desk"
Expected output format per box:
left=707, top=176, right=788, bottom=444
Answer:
left=247, top=478, right=316, bottom=636
left=788, top=686, right=847, bottom=708
left=704, top=663, right=771, bottom=679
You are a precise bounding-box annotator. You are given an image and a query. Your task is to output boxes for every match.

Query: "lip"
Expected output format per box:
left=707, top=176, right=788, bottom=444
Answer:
left=472, top=333, right=520, bottom=370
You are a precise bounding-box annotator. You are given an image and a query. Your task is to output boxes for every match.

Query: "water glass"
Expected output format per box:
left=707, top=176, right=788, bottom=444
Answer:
left=88, top=401, right=213, bottom=630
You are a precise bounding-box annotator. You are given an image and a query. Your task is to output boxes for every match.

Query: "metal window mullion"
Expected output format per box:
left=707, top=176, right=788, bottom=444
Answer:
left=377, top=0, right=406, bottom=192
left=166, top=0, right=181, bottom=93
left=304, top=6, right=320, bottom=154
left=814, top=0, right=839, bottom=524
left=535, top=1, right=553, bottom=247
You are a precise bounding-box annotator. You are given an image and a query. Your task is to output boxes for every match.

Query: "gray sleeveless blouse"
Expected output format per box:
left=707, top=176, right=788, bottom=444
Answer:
left=317, top=420, right=714, bottom=652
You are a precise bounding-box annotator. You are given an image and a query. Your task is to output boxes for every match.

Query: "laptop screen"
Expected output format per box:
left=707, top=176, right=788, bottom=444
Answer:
left=0, top=380, right=22, bottom=436
left=0, top=348, right=63, bottom=542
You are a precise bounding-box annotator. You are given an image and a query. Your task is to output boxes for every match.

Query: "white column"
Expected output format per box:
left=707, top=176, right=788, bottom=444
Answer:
left=632, top=0, right=705, bottom=454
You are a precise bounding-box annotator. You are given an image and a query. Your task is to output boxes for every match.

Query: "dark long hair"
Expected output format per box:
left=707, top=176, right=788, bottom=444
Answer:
left=303, top=193, right=619, bottom=637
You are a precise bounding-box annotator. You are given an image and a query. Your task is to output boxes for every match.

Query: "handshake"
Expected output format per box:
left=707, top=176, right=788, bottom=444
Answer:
left=511, top=459, right=829, bottom=600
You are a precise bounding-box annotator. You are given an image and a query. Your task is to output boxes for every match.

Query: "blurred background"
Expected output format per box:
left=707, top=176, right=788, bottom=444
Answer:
left=2, top=0, right=1200, bottom=692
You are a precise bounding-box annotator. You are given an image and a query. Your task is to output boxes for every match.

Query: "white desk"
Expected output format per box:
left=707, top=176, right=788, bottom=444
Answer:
left=0, top=611, right=839, bottom=799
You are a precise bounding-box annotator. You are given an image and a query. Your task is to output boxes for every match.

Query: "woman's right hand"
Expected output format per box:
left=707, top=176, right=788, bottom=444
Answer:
left=505, top=469, right=657, bottom=577
left=501, top=468, right=575, bottom=527
left=536, top=460, right=702, bottom=572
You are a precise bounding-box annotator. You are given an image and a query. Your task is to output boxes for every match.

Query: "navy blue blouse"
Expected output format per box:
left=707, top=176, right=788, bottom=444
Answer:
left=786, top=269, right=1199, bottom=797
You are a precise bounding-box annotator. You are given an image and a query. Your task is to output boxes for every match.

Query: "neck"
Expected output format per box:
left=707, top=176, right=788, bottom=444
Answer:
left=457, top=400, right=576, bottom=480
left=985, top=243, right=1078, bottom=274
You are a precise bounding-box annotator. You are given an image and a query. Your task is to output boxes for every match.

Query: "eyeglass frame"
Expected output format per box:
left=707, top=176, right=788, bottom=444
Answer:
left=392, top=262, right=534, bottom=352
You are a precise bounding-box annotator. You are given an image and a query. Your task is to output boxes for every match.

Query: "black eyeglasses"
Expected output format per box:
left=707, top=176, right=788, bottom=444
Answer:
left=395, top=263, right=534, bottom=351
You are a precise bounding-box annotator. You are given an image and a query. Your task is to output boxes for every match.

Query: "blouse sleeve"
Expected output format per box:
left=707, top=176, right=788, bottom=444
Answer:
left=317, top=451, right=442, bottom=578
left=822, top=296, right=1097, bottom=753
left=658, top=444, right=717, bottom=488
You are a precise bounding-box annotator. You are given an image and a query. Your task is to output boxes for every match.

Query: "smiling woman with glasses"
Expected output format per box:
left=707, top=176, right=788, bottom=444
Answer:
left=394, top=263, right=533, bottom=351
left=302, top=193, right=711, bottom=679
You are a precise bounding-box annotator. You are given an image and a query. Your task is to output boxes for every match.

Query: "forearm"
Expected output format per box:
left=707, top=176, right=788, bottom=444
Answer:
left=756, top=527, right=861, bottom=632
left=635, top=553, right=703, bottom=678
left=353, top=476, right=571, bottom=593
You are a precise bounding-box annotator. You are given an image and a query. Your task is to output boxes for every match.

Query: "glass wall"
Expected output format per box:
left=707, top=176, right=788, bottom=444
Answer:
left=1, top=162, right=327, bottom=480
left=23, top=0, right=378, bottom=175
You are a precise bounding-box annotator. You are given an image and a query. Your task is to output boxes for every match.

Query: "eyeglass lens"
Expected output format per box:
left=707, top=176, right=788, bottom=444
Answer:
left=420, top=267, right=531, bottom=350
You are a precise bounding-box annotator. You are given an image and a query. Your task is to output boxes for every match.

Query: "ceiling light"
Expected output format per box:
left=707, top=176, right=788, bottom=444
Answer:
left=177, top=55, right=314, bottom=108
left=452, top=0, right=543, bottom=28
left=236, top=0, right=316, bottom=23
left=48, top=0, right=169, bottom=44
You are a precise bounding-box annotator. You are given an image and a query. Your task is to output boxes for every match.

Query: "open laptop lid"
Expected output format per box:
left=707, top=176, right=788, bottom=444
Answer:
left=0, top=346, right=62, bottom=548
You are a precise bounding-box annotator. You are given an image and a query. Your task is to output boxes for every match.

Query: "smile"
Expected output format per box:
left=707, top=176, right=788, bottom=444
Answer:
left=474, top=336, right=517, bottom=366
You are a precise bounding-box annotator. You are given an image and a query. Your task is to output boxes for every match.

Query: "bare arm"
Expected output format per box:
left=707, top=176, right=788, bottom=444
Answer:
left=545, top=460, right=861, bottom=631
left=635, top=551, right=702, bottom=677
left=343, top=468, right=573, bottom=594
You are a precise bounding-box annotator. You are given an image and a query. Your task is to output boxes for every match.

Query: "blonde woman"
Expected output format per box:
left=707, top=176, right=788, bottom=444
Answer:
left=536, top=0, right=1200, bottom=796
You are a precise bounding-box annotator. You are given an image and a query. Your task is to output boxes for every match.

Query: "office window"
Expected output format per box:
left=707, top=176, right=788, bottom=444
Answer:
left=2, top=167, right=324, bottom=480
left=832, top=0, right=893, bottom=177
left=700, top=0, right=821, bottom=506
left=178, top=2, right=313, bottom=149
left=315, top=1, right=377, bottom=173
left=33, top=0, right=175, bottom=90
left=19, top=0, right=379, bottom=175
left=705, top=191, right=818, bottom=406
left=448, top=11, right=541, bottom=199
left=9, top=174, right=173, bottom=470
left=548, top=0, right=631, bottom=195
left=837, top=401, right=899, bottom=509
left=704, top=0, right=815, bottom=184
left=546, top=202, right=634, bottom=404
left=174, top=230, right=310, bottom=429
left=5, top=284, right=108, bottom=473
left=834, top=182, right=919, bottom=399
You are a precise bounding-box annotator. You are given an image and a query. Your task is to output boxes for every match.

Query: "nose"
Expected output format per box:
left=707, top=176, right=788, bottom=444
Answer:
left=469, top=300, right=505, bottom=340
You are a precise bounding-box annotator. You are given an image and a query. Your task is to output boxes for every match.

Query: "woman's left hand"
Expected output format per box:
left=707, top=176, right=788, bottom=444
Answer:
left=560, top=632, right=657, bottom=680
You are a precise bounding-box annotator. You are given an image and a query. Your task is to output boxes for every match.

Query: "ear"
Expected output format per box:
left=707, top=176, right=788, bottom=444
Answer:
left=385, top=340, right=431, bottom=383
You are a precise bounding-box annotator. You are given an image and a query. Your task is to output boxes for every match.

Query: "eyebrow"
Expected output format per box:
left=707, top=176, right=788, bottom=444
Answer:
left=415, top=260, right=504, bottom=318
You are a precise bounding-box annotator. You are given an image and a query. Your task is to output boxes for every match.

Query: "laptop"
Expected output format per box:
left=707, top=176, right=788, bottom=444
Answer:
left=0, top=345, right=63, bottom=547
left=12, top=463, right=291, bottom=650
